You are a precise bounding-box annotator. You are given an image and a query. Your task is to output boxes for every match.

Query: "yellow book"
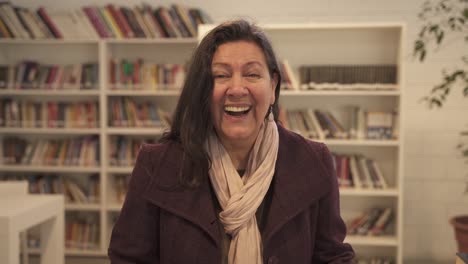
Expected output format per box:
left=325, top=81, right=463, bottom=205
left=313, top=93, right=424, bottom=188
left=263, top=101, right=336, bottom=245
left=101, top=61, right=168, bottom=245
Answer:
left=153, top=64, right=159, bottom=90
left=0, top=16, right=12, bottom=38
left=100, top=7, right=123, bottom=39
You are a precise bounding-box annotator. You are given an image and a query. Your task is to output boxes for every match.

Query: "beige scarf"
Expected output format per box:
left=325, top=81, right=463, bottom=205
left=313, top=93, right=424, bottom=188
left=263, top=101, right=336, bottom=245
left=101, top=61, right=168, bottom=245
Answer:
left=206, top=118, right=279, bottom=264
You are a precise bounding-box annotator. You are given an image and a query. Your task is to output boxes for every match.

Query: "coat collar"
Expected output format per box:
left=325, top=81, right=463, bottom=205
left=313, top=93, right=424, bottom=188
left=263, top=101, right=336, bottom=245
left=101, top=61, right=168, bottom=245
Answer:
left=142, top=125, right=331, bottom=249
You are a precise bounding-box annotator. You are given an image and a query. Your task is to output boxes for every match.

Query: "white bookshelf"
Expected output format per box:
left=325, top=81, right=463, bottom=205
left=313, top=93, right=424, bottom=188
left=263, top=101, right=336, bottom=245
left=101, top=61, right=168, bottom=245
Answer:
left=0, top=23, right=405, bottom=262
left=243, top=23, right=407, bottom=263
left=214, top=23, right=404, bottom=263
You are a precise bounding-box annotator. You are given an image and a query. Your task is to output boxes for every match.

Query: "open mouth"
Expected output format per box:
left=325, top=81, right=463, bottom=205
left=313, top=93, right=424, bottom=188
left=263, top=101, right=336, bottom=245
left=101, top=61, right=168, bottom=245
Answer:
left=224, top=106, right=251, bottom=117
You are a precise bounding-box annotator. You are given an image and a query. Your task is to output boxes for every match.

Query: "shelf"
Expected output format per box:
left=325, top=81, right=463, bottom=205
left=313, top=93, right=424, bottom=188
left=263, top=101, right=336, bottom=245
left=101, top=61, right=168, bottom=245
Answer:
left=340, top=188, right=399, bottom=197
left=0, top=165, right=101, bottom=173
left=260, top=22, right=405, bottom=30
left=0, top=39, right=99, bottom=45
left=108, top=203, right=123, bottom=211
left=26, top=248, right=106, bottom=256
left=65, top=249, right=106, bottom=256
left=281, top=89, right=400, bottom=96
left=106, top=127, right=166, bottom=135
left=345, top=235, right=398, bottom=246
left=106, top=89, right=180, bottom=96
left=0, top=38, right=199, bottom=45
left=66, top=203, right=101, bottom=211
left=107, top=167, right=133, bottom=174
left=0, top=127, right=100, bottom=135
left=0, top=89, right=100, bottom=96
left=105, top=38, right=198, bottom=44
left=319, top=139, right=400, bottom=147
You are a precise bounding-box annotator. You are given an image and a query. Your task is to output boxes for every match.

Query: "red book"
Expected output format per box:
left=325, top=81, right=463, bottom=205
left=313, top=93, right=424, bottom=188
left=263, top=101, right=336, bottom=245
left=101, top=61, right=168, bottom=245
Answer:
left=106, top=4, right=133, bottom=38
left=45, top=66, right=57, bottom=89
left=133, top=59, right=142, bottom=86
left=82, top=7, right=107, bottom=38
left=109, top=59, right=116, bottom=87
left=37, top=7, right=62, bottom=38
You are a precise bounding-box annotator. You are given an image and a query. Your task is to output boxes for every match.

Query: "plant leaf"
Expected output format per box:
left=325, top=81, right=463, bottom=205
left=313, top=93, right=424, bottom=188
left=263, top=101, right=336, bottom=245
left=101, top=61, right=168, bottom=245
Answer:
left=436, top=31, right=445, bottom=44
left=420, top=49, right=427, bottom=61
left=430, top=98, right=442, bottom=108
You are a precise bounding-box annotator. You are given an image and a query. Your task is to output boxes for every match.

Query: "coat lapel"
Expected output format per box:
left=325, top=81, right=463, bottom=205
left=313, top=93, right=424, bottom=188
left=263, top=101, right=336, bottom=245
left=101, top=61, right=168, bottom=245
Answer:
left=142, top=144, right=221, bottom=248
left=262, top=126, right=331, bottom=248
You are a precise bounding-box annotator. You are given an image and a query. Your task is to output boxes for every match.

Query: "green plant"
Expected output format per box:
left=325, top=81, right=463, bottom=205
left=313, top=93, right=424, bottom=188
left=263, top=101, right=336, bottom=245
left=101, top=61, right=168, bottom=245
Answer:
left=413, top=0, right=468, bottom=192
left=413, top=0, right=467, bottom=107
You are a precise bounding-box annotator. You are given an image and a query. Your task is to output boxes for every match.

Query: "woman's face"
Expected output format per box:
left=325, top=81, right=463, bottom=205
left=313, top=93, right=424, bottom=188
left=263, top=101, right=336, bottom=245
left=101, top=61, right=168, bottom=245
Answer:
left=210, top=40, right=277, bottom=147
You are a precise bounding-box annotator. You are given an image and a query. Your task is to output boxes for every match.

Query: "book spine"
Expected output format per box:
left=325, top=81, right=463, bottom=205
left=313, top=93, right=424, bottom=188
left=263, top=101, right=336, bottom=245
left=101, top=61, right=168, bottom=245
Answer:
left=95, top=7, right=114, bottom=38
left=101, top=6, right=122, bottom=38
left=82, top=7, right=107, bottom=38
left=106, top=4, right=130, bottom=38
left=37, top=7, right=62, bottom=38
left=120, top=7, right=144, bottom=38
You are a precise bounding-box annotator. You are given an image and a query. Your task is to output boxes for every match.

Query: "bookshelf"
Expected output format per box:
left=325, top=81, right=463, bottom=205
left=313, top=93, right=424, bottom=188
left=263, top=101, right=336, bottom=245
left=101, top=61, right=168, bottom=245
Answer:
left=0, top=37, right=194, bottom=256
left=0, top=23, right=405, bottom=262
left=200, top=23, right=406, bottom=263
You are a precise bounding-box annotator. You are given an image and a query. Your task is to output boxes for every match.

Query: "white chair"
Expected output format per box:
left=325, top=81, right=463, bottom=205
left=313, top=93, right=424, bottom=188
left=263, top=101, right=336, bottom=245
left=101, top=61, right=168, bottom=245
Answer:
left=0, top=180, right=64, bottom=264
left=0, top=181, right=29, bottom=264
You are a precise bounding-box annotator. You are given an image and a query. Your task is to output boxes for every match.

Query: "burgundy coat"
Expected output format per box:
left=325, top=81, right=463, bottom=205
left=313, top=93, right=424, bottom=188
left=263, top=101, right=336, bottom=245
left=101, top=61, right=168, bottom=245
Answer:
left=108, top=126, right=354, bottom=264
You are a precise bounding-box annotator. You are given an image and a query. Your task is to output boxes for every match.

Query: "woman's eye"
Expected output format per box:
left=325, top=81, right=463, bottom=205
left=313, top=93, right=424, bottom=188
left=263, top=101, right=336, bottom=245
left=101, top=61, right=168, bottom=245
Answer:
left=246, top=73, right=260, bottom=78
left=214, top=74, right=229, bottom=79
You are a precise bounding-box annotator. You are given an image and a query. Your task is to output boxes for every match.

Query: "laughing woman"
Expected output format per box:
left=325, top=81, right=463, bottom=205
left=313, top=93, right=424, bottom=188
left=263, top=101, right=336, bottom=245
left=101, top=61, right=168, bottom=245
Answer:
left=108, top=20, right=354, bottom=264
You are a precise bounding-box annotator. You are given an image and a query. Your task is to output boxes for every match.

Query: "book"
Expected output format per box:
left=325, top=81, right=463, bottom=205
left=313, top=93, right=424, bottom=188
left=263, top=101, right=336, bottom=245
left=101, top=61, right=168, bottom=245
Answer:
left=0, top=2, right=30, bottom=38
left=106, top=4, right=133, bottom=38
left=37, top=7, right=62, bottom=38
left=282, top=60, right=299, bottom=90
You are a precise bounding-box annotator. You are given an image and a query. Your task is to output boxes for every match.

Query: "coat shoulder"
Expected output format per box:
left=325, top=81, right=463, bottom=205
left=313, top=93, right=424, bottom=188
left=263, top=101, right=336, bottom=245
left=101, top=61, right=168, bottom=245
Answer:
left=277, top=125, right=335, bottom=185
left=129, top=142, right=183, bottom=190
left=277, top=125, right=328, bottom=162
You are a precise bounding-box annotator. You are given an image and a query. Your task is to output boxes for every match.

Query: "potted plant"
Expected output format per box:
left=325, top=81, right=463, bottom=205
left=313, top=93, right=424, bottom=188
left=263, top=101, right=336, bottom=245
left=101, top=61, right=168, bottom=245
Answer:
left=413, top=0, right=468, bottom=252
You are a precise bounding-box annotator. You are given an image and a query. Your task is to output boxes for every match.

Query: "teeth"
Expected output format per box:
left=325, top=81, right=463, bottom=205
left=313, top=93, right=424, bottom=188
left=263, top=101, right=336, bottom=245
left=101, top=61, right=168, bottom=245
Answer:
left=225, top=106, right=250, bottom=112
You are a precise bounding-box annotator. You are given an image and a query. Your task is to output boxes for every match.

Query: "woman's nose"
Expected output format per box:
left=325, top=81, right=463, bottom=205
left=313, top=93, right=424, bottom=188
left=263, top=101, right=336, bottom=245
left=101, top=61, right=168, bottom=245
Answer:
left=226, top=74, right=248, bottom=96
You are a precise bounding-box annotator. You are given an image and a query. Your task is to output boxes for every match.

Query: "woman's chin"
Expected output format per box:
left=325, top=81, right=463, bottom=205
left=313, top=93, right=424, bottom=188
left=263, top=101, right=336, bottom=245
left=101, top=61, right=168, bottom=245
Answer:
left=220, top=129, right=255, bottom=143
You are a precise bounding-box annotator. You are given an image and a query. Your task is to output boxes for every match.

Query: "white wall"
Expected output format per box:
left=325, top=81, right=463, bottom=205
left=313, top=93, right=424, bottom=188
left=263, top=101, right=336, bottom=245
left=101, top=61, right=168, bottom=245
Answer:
left=13, top=0, right=468, bottom=262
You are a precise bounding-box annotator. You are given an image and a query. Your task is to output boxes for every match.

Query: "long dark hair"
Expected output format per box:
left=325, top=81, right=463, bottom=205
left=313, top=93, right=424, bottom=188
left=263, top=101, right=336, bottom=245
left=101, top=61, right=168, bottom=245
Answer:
left=160, top=19, right=282, bottom=188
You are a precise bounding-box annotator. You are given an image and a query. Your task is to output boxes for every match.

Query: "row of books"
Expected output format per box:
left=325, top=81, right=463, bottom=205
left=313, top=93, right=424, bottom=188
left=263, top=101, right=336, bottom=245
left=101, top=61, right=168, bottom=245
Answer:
left=279, top=107, right=398, bottom=140
left=347, top=207, right=393, bottom=236
left=332, top=153, right=388, bottom=189
left=355, top=257, right=394, bottom=264
left=2, top=136, right=100, bottom=166
left=279, top=60, right=299, bottom=90
left=298, top=65, right=398, bottom=90
left=65, top=214, right=100, bottom=250
left=0, top=63, right=99, bottom=90
left=109, top=97, right=169, bottom=128
left=109, top=136, right=157, bottom=167
left=109, top=59, right=186, bottom=90
left=26, top=211, right=100, bottom=250
left=0, top=99, right=99, bottom=128
left=0, top=3, right=211, bottom=39
left=114, top=174, right=129, bottom=203
left=0, top=175, right=99, bottom=203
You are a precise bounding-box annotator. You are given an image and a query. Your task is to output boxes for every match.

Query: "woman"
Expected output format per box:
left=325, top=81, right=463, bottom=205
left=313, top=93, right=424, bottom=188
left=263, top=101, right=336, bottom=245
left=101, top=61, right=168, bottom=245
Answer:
left=108, top=20, right=354, bottom=264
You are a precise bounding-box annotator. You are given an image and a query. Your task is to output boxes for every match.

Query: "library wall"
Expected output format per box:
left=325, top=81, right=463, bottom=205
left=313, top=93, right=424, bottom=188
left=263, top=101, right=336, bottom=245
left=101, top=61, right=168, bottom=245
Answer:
left=11, top=0, right=468, bottom=262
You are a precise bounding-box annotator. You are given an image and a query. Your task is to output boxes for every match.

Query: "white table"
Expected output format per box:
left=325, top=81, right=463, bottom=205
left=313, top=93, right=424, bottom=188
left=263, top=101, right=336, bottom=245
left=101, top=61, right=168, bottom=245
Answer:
left=0, top=194, right=64, bottom=264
